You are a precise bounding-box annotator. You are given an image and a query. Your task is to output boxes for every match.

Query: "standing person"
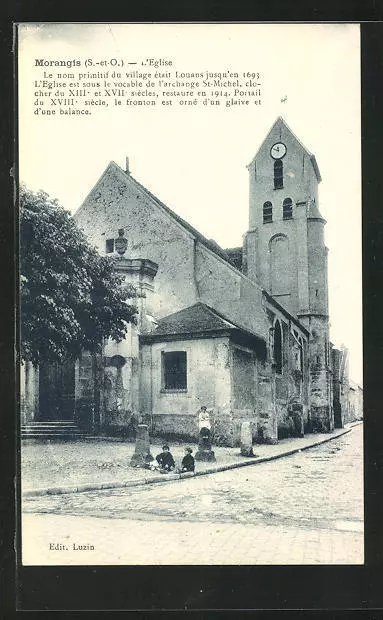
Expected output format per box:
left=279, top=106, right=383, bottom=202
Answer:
left=181, top=447, right=195, bottom=473
left=155, top=445, right=175, bottom=473
left=196, top=406, right=216, bottom=462
left=198, top=405, right=211, bottom=432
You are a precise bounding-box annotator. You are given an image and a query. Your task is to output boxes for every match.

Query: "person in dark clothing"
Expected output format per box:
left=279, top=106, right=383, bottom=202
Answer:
left=155, top=445, right=175, bottom=473
left=181, top=447, right=195, bottom=472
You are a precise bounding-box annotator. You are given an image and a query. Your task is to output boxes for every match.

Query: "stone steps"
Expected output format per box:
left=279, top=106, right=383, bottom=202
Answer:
left=21, top=421, right=89, bottom=440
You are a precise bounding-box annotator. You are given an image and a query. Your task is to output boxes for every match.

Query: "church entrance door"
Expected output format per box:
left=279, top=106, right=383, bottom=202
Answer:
left=38, top=359, right=75, bottom=421
left=333, top=402, right=343, bottom=428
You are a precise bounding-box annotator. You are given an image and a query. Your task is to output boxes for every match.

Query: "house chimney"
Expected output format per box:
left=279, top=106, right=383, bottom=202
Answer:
left=125, top=156, right=130, bottom=174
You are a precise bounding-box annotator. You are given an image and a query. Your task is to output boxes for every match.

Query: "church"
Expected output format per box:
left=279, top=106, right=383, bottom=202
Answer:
left=21, top=117, right=358, bottom=444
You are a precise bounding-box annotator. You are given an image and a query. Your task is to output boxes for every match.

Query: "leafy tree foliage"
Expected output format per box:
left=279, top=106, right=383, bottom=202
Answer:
left=20, top=186, right=137, bottom=365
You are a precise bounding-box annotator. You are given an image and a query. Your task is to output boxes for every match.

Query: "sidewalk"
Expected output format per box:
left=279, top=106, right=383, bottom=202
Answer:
left=22, top=422, right=362, bottom=497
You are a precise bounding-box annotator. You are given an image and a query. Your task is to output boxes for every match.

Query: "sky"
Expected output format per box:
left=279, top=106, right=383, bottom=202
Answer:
left=18, top=23, right=362, bottom=383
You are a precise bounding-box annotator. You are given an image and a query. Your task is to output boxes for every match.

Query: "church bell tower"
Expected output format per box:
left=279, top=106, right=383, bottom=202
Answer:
left=243, top=117, right=333, bottom=431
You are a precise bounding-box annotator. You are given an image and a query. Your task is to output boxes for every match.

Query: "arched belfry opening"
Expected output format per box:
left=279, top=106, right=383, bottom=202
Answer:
left=274, top=160, right=283, bottom=189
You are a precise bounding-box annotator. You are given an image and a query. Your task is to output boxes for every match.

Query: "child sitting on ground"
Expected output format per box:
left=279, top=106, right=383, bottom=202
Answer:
left=181, top=447, right=195, bottom=473
left=153, top=445, right=175, bottom=473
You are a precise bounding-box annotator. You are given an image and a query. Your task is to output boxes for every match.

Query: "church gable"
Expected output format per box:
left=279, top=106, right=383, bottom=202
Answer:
left=75, top=161, right=237, bottom=267
left=249, top=117, right=321, bottom=183
left=74, top=162, right=249, bottom=321
left=74, top=162, right=199, bottom=318
left=74, top=158, right=288, bottom=341
left=74, top=162, right=193, bottom=256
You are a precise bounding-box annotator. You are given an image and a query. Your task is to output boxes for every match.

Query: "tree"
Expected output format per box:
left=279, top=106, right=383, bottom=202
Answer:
left=20, top=186, right=137, bottom=365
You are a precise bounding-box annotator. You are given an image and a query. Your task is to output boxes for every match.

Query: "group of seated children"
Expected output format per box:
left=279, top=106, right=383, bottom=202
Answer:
left=151, top=445, right=195, bottom=474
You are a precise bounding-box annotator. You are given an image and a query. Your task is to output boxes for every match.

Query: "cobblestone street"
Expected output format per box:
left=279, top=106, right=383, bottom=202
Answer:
left=22, top=424, right=363, bottom=565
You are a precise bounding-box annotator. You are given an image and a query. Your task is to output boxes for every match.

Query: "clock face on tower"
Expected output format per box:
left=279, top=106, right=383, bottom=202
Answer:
left=270, top=142, right=287, bottom=159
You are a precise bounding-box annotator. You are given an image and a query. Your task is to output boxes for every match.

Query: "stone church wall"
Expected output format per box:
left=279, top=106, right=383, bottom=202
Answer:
left=229, top=345, right=258, bottom=446
left=307, top=220, right=329, bottom=316
left=75, top=164, right=198, bottom=320
left=195, top=243, right=270, bottom=340
left=308, top=316, right=334, bottom=432
left=140, top=336, right=275, bottom=447
left=140, top=336, right=232, bottom=442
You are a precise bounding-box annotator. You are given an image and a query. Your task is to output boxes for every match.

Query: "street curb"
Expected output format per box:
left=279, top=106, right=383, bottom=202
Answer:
left=23, top=426, right=354, bottom=498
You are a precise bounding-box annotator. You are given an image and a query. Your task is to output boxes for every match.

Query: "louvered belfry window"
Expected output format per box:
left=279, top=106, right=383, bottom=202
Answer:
left=274, top=160, right=283, bottom=189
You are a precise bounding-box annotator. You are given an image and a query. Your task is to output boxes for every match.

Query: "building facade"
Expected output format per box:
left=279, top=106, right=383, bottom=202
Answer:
left=21, top=117, right=360, bottom=444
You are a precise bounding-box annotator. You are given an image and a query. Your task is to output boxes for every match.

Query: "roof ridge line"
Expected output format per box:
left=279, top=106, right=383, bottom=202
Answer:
left=196, top=302, right=238, bottom=329
left=114, top=164, right=237, bottom=267
left=199, top=301, right=265, bottom=339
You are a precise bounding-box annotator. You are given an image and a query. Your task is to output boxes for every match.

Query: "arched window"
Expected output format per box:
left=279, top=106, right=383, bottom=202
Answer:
left=298, top=337, right=304, bottom=372
left=283, top=197, right=293, bottom=220
left=274, top=320, right=283, bottom=374
left=274, top=160, right=283, bottom=189
left=263, top=201, right=273, bottom=223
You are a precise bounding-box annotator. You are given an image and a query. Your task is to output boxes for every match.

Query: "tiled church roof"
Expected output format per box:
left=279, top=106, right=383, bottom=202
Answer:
left=148, top=302, right=237, bottom=335
left=140, top=302, right=266, bottom=353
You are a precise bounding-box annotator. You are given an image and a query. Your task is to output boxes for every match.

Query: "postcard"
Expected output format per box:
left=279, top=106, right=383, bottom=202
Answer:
left=18, top=23, right=363, bottom=567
